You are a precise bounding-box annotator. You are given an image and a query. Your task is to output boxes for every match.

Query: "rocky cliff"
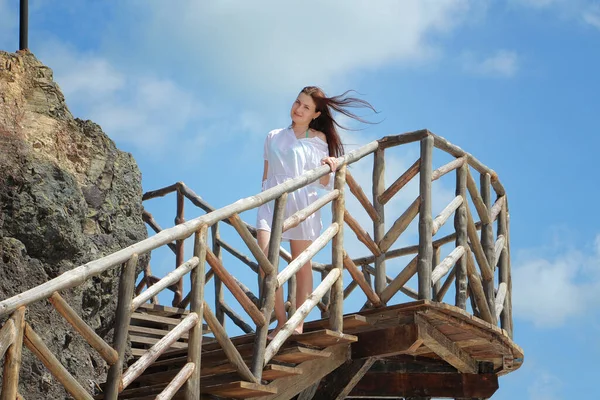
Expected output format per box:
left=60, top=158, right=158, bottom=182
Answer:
left=0, top=50, right=147, bottom=398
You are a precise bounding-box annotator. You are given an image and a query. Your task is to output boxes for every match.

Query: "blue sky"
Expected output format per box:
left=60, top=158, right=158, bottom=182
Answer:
left=1, top=1, right=600, bottom=398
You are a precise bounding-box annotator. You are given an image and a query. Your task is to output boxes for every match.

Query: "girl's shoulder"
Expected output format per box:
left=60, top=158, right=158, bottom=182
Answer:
left=267, top=128, right=286, bottom=138
left=309, top=129, right=328, bottom=145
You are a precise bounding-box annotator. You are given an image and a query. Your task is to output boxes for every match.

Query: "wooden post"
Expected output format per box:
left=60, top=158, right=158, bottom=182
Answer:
left=480, top=173, right=497, bottom=324
left=211, top=223, right=225, bottom=326
left=417, top=135, right=433, bottom=300
left=454, top=164, right=468, bottom=310
left=498, top=199, right=511, bottom=334
left=1, top=307, right=25, bottom=400
left=252, top=193, right=287, bottom=380
left=104, top=254, right=138, bottom=400
left=185, top=225, right=208, bottom=400
left=319, top=271, right=329, bottom=319
left=174, top=190, right=185, bottom=306
left=432, top=247, right=441, bottom=300
left=330, top=165, right=346, bottom=332
left=372, top=147, right=386, bottom=295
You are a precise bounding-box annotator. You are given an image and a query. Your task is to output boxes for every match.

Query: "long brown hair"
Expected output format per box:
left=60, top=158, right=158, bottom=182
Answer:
left=302, top=86, right=377, bottom=158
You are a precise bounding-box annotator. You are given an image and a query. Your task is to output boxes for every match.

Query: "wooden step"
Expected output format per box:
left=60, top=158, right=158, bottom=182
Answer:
left=130, top=335, right=188, bottom=349
left=137, top=303, right=189, bottom=317
left=303, top=314, right=369, bottom=332
left=272, top=346, right=331, bottom=363
left=202, top=381, right=277, bottom=398
left=292, top=329, right=358, bottom=347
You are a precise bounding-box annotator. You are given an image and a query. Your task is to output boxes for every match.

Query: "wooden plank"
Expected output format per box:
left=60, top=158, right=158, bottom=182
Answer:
left=352, top=324, right=420, bottom=358
left=415, top=314, right=478, bottom=373
left=379, top=158, right=420, bottom=205
left=292, top=329, right=357, bottom=348
left=350, top=372, right=499, bottom=398
left=137, top=303, right=189, bottom=317
left=130, top=335, right=187, bottom=349
left=313, top=358, right=376, bottom=400
left=203, top=381, right=277, bottom=398
left=262, top=364, right=302, bottom=380
left=272, top=346, right=331, bottom=364
left=250, top=344, right=350, bottom=400
left=303, top=314, right=369, bottom=332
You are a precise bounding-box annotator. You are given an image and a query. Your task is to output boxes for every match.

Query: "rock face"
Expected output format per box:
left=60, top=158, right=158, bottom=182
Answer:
left=0, top=50, right=147, bottom=398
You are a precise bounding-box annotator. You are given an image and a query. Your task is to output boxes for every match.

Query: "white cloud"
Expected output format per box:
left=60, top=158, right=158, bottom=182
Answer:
left=527, top=371, right=564, bottom=400
left=512, top=233, right=600, bottom=327
left=132, top=0, right=477, bottom=95
left=462, top=50, right=519, bottom=78
left=583, top=4, right=600, bottom=29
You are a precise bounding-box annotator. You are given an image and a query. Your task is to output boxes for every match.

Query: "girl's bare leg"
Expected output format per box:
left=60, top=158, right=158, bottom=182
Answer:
left=290, top=239, right=313, bottom=334
left=257, top=230, right=287, bottom=338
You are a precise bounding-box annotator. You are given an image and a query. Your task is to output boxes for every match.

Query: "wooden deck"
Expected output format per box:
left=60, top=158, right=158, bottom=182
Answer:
left=97, top=300, right=522, bottom=399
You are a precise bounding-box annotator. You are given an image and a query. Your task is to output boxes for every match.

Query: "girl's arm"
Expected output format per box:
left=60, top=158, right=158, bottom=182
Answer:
left=262, top=160, right=269, bottom=186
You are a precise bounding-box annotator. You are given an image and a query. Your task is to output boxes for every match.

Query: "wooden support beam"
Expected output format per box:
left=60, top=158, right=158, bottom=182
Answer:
left=229, top=214, right=275, bottom=275
left=220, top=301, right=254, bottom=334
left=373, top=148, right=386, bottom=295
left=432, top=195, right=463, bottom=236
left=379, top=196, right=420, bottom=253
left=283, top=189, right=339, bottom=232
left=48, top=292, right=118, bottom=365
left=156, top=362, right=195, bottom=400
left=352, top=324, right=420, bottom=358
left=431, top=246, right=465, bottom=286
left=216, top=238, right=259, bottom=273
left=0, top=320, right=15, bottom=360
left=489, top=195, right=505, bottom=222
left=343, top=253, right=382, bottom=307
left=454, top=163, right=468, bottom=310
left=313, top=358, right=376, bottom=400
left=344, top=210, right=381, bottom=257
left=480, top=172, right=497, bottom=324
left=465, top=205, right=493, bottom=282
left=23, top=323, right=94, bottom=400
left=379, top=158, right=420, bottom=205
left=379, top=256, right=418, bottom=304
left=346, top=171, right=380, bottom=223
left=415, top=314, right=478, bottom=373
left=431, top=156, right=466, bottom=181
left=350, top=372, right=499, bottom=399
left=466, top=169, right=490, bottom=225
left=417, top=135, right=434, bottom=300
left=330, top=166, right=346, bottom=332
left=377, top=129, right=430, bottom=149
left=1, top=307, right=25, bottom=400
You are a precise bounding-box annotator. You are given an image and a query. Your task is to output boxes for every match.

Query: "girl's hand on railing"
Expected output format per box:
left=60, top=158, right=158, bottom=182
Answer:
left=321, top=157, right=338, bottom=172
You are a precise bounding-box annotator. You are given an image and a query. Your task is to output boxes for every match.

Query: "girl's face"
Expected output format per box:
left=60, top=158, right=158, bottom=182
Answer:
left=290, top=92, right=321, bottom=126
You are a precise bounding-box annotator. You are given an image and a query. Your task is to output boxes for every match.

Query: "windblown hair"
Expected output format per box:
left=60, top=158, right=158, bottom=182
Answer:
left=302, top=86, right=377, bottom=158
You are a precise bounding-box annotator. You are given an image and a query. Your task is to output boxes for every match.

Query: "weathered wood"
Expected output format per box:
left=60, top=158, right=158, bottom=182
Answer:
left=352, top=325, right=420, bottom=358
left=229, top=214, right=275, bottom=275
left=480, top=173, right=497, bottom=324
left=212, top=223, right=225, bottom=326
left=330, top=166, right=346, bottom=332
left=379, top=158, right=420, bottom=205
left=415, top=314, right=478, bottom=373
left=288, top=274, right=298, bottom=318
left=142, top=210, right=177, bottom=253
left=313, top=358, right=376, bottom=400
left=283, top=189, right=339, bottom=232
left=495, top=282, right=507, bottom=319
left=494, top=235, right=505, bottom=267
left=156, top=362, right=195, bottom=400
left=142, top=182, right=179, bottom=200
left=131, top=257, right=199, bottom=312
left=293, top=329, right=357, bottom=348
left=431, top=246, right=465, bottom=286
left=23, top=323, right=94, bottom=400
left=217, top=238, right=259, bottom=273
left=418, top=135, right=434, bottom=300
left=454, top=163, right=468, bottom=310
left=489, top=195, right=505, bottom=222
left=379, top=256, right=418, bottom=304
left=0, top=320, right=15, bottom=360
left=122, top=312, right=199, bottom=390
left=298, top=382, right=320, bottom=400
left=432, top=196, right=463, bottom=236
left=432, top=247, right=441, bottom=300
left=203, top=301, right=258, bottom=383
left=220, top=301, right=254, bottom=334
left=498, top=200, right=511, bottom=333
left=372, top=147, right=387, bottom=296
left=465, top=250, right=494, bottom=324
left=252, top=192, right=288, bottom=379
left=431, top=156, right=467, bottom=181
left=277, top=223, right=339, bottom=287
left=379, top=196, right=421, bottom=252
left=435, top=265, right=456, bottom=302
left=350, top=372, right=499, bottom=398
left=48, top=292, right=118, bottom=365
left=232, top=275, right=260, bottom=307
left=505, top=197, right=513, bottom=338
left=466, top=169, right=490, bottom=225
left=205, top=248, right=266, bottom=326
left=433, top=220, right=483, bottom=248
left=465, top=205, right=494, bottom=282
left=344, top=210, right=381, bottom=257
left=265, top=268, right=341, bottom=364
left=252, top=344, right=350, bottom=400
left=377, top=129, right=429, bottom=149
left=173, top=190, right=186, bottom=306
left=104, top=254, right=138, bottom=400
left=1, top=307, right=25, bottom=400
left=0, top=142, right=377, bottom=318
left=343, top=253, right=382, bottom=307
left=184, top=226, right=207, bottom=400
left=344, top=172, right=380, bottom=223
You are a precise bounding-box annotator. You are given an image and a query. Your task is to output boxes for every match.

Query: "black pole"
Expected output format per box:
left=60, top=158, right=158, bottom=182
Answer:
left=19, top=0, right=28, bottom=50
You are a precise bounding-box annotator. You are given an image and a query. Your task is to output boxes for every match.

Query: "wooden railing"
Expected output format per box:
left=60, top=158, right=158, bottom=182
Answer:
left=0, top=129, right=513, bottom=399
